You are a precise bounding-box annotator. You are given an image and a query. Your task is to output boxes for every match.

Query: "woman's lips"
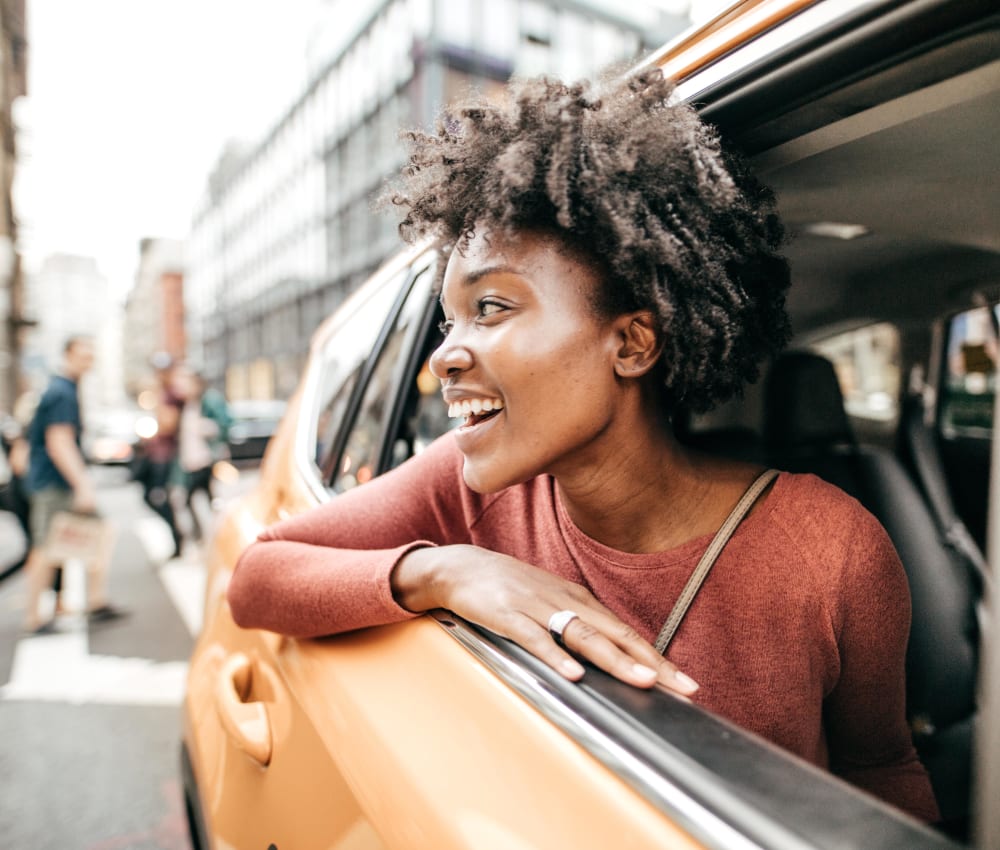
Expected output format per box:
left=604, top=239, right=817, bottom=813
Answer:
left=454, top=406, right=504, bottom=447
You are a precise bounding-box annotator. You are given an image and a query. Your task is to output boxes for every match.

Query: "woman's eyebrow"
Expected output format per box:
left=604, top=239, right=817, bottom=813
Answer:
left=439, top=264, right=525, bottom=309
left=463, top=264, right=522, bottom=285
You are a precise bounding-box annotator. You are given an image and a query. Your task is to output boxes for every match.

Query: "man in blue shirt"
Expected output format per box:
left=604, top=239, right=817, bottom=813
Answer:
left=23, top=336, right=124, bottom=632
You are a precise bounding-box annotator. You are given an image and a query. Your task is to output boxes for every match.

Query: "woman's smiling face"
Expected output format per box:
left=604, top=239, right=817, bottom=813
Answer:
left=431, top=229, right=636, bottom=493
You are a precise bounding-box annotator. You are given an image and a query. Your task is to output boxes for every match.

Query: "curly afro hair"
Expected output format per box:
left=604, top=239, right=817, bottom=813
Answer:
left=389, top=68, right=791, bottom=414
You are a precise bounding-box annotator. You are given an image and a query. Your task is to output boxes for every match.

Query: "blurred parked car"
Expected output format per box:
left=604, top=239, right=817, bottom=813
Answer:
left=226, top=400, right=288, bottom=462
left=82, top=407, right=144, bottom=466
left=182, top=2, right=999, bottom=849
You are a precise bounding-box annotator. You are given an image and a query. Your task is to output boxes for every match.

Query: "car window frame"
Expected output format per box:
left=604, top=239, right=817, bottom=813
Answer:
left=327, top=257, right=438, bottom=490
left=294, top=245, right=433, bottom=503
left=376, top=265, right=449, bottom=473
left=321, top=271, right=417, bottom=489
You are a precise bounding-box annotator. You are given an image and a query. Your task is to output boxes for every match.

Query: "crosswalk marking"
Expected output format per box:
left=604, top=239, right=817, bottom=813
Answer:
left=1, top=624, right=187, bottom=705
left=1, top=518, right=204, bottom=706
left=135, top=516, right=206, bottom=637
left=159, top=560, right=205, bottom=637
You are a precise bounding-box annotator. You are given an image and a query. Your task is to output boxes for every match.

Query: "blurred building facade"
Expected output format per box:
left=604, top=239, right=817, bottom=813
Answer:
left=188, top=0, right=686, bottom=401
left=0, top=0, right=26, bottom=413
left=122, top=237, right=185, bottom=397
left=22, top=252, right=124, bottom=412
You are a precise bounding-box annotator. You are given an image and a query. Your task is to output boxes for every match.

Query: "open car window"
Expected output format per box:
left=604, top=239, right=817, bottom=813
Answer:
left=386, top=294, right=455, bottom=470
left=333, top=265, right=434, bottom=491
left=310, top=267, right=408, bottom=481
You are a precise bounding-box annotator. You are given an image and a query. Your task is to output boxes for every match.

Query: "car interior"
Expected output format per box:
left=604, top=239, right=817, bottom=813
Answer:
left=675, top=15, right=997, bottom=839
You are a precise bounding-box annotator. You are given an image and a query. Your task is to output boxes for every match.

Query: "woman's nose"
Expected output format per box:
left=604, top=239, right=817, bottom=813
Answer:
left=429, top=333, right=474, bottom=379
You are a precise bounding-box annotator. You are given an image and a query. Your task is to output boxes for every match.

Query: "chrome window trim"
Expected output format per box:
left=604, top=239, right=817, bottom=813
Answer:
left=434, top=614, right=763, bottom=850
left=434, top=614, right=958, bottom=850
left=669, top=0, right=889, bottom=104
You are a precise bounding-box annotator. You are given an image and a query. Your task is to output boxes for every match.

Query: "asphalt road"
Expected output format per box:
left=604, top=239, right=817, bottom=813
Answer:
left=0, top=464, right=254, bottom=850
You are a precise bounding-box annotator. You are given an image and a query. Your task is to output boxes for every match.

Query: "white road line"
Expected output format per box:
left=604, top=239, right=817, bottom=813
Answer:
left=1, top=626, right=187, bottom=705
left=0, top=518, right=203, bottom=706
left=159, top=560, right=205, bottom=637
left=133, top=516, right=206, bottom=638
left=135, top=516, right=176, bottom=563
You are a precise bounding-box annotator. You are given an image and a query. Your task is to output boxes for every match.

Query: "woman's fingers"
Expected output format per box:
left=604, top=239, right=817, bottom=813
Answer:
left=508, top=615, right=586, bottom=680
left=511, top=604, right=698, bottom=693
left=442, top=547, right=698, bottom=693
left=559, top=616, right=698, bottom=693
left=593, top=616, right=700, bottom=694
left=551, top=592, right=691, bottom=683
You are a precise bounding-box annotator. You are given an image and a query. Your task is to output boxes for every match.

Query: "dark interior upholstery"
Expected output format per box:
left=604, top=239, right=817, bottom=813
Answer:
left=763, top=350, right=981, bottom=827
left=897, top=390, right=989, bottom=583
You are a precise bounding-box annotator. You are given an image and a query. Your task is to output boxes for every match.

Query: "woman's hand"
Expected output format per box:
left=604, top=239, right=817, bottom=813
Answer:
left=391, top=544, right=699, bottom=695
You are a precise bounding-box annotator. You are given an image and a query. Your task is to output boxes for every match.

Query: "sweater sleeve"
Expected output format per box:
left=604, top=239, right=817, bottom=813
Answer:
left=823, top=508, right=940, bottom=824
left=227, top=433, right=476, bottom=638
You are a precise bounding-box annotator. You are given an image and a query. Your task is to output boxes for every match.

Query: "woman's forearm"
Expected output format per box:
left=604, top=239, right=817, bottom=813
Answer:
left=227, top=538, right=428, bottom=637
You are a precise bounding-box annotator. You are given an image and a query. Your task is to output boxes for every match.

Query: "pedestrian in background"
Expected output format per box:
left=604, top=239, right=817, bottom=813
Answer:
left=176, top=366, right=229, bottom=542
left=22, top=336, right=124, bottom=632
left=139, top=352, right=185, bottom=559
left=0, top=401, right=33, bottom=575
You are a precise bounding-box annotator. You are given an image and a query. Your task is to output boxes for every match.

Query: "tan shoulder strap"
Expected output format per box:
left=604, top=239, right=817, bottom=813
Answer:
left=654, top=468, right=780, bottom=655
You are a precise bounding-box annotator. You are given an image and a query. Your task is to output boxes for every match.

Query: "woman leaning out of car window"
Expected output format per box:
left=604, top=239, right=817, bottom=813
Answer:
left=227, top=69, right=939, bottom=824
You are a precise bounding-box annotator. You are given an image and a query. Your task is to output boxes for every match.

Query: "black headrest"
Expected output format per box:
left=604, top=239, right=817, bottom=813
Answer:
left=764, top=351, right=854, bottom=452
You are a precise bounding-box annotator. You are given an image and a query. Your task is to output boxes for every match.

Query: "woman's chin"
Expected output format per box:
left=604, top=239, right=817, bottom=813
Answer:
left=461, top=459, right=521, bottom=495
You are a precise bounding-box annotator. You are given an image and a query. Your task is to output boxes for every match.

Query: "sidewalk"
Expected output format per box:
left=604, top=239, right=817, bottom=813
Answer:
left=0, top=511, right=27, bottom=581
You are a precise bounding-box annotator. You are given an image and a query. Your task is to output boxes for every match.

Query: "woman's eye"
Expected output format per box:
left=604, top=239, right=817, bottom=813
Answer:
left=438, top=319, right=454, bottom=337
left=477, top=299, right=505, bottom=319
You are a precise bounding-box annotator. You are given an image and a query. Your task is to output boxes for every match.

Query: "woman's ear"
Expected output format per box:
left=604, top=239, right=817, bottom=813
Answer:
left=612, top=311, right=662, bottom=378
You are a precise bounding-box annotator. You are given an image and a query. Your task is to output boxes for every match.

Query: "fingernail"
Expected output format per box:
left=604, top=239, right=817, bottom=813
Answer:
left=673, top=670, right=699, bottom=693
left=632, top=664, right=657, bottom=680
left=562, top=659, right=585, bottom=678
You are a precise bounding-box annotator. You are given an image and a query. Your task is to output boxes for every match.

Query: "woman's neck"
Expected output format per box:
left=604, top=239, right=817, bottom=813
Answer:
left=554, top=419, right=758, bottom=554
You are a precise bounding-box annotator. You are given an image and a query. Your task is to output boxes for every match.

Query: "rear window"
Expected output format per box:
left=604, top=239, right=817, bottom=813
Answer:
left=940, top=304, right=999, bottom=439
left=810, top=322, right=901, bottom=427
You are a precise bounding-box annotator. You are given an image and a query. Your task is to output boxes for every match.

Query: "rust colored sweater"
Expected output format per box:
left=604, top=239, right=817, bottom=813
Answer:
left=228, top=433, right=939, bottom=822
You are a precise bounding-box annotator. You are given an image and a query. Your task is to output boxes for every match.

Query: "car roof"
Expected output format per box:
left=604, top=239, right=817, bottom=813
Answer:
left=655, top=0, right=999, bottom=338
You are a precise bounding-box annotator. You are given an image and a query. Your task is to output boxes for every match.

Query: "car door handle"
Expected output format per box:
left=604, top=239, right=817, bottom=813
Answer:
left=215, top=652, right=272, bottom=766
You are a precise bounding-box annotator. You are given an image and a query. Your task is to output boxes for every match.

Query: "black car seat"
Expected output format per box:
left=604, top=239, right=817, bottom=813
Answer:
left=762, top=350, right=980, bottom=830
left=897, top=385, right=989, bottom=586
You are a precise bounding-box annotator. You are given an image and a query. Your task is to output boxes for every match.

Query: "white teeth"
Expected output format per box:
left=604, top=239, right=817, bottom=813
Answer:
left=447, top=398, right=504, bottom=419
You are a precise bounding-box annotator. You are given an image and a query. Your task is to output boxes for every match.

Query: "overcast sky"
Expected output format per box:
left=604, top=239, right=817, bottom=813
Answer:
left=15, top=0, right=710, bottom=300
left=16, top=0, right=320, bottom=295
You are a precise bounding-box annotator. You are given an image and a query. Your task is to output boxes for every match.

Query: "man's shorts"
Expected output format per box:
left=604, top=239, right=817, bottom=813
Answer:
left=28, top=487, right=74, bottom=546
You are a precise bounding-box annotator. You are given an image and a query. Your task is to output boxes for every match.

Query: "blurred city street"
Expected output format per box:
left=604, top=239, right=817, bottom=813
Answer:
left=0, top=463, right=255, bottom=850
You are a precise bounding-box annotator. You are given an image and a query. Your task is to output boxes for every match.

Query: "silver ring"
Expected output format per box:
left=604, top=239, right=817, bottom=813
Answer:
left=547, top=609, right=579, bottom=643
